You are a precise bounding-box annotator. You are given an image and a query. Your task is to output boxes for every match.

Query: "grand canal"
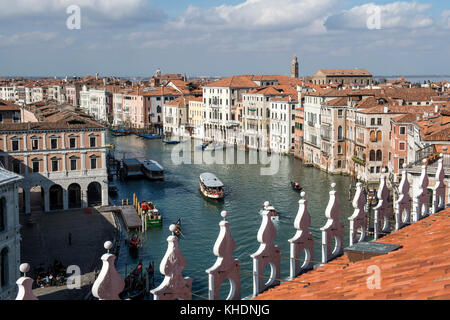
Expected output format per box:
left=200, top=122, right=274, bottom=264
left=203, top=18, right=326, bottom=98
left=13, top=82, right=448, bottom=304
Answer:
left=107, top=132, right=354, bottom=299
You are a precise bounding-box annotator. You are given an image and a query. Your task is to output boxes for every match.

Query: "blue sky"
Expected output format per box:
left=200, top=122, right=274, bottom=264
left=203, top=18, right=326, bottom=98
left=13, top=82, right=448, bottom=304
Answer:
left=0, top=0, right=449, bottom=78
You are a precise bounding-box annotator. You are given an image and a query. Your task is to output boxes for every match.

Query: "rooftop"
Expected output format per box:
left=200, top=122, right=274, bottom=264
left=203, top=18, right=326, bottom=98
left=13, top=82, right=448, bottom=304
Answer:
left=254, top=207, right=450, bottom=300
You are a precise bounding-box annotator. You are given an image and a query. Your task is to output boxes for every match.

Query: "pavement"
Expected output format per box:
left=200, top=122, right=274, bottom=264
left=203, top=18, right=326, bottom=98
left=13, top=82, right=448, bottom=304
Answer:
left=19, top=208, right=118, bottom=300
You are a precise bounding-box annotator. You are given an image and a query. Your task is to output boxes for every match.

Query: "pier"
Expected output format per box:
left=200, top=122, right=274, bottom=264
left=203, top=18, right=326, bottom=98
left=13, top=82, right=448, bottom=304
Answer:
left=99, top=204, right=142, bottom=233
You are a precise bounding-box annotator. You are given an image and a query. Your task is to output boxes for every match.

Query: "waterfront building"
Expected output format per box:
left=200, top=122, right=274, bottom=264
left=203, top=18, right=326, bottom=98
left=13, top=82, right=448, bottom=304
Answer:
left=311, top=69, right=373, bottom=86
left=293, top=106, right=304, bottom=159
left=203, top=76, right=258, bottom=143
left=0, top=86, right=15, bottom=102
left=47, top=85, right=66, bottom=105
left=188, top=97, right=204, bottom=139
left=65, top=84, right=81, bottom=107
left=122, top=90, right=151, bottom=129
left=80, top=86, right=112, bottom=123
left=163, top=96, right=197, bottom=137
left=141, top=87, right=182, bottom=131
left=0, top=168, right=23, bottom=300
left=0, top=112, right=108, bottom=213
left=269, top=96, right=298, bottom=154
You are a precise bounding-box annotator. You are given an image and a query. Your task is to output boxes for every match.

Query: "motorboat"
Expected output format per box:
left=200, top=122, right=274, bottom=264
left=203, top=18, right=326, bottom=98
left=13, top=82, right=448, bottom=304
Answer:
left=141, top=201, right=163, bottom=227
left=203, top=142, right=224, bottom=151
left=259, top=201, right=279, bottom=221
left=141, top=160, right=165, bottom=181
left=139, top=134, right=163, bottom=139
left=199, top=173, right=224, bottom=200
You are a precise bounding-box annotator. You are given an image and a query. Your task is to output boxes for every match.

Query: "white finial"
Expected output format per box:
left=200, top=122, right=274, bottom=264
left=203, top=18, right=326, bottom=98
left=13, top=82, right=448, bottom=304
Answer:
left=402, top=163, right=407, bottom=169
left=300, top=191, right=306, bottom=199
left=357, top=175, right=361, bottom=181
left=104, top=241, right=113, bottom=252
left=264, top=201, right=270, bottom=207
left=440, top=153, right=443, bottom=158
left=331, top=183, right=336, bottom=190
left=422, top=159, right=427, bottom=165
left=20, top=263, right=30, bottom=275
left=382, top=168, right=386, bottom=173
left=169, top=224, right=176, bottom=233
left=221, top=211, right=227, bottom=220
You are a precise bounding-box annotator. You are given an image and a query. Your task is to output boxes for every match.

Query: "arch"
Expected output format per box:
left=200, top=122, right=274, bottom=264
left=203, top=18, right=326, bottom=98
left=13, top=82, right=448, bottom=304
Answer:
left=370, top=130, right=376, bottom=142
left=30, top=186, right=45, bottom=213
left=49, top=185, right=64, bottom=211
left=0, top=198, right=5, bottom=232
left=376, top=131, right=382, bottom=142
left=68, top=184, right=82, bottom=209
left=376, top=150, right=382, bottom=162
left=1, top=247, right=9, bottom=288
left=337, top=126, right=343, bottom=140
left=87, top=182, right=102, bottom=207
left=369, top=150, right=376, bottom=161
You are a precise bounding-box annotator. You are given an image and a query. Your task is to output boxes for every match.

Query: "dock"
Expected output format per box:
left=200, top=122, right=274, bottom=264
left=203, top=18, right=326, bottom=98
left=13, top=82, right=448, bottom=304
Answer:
left=99, top=205, right=142, bottom=232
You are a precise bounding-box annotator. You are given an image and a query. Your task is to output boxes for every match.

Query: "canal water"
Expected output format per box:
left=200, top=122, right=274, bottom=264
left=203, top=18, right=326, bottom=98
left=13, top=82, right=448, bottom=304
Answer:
left=107, top=132, right=354, bottom=299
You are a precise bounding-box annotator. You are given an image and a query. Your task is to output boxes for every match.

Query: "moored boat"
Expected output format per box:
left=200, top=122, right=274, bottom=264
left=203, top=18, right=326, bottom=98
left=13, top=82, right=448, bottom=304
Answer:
left=127, top=234, right=140, bottom=258
left=141, top=160, right=165, bottom=180
left=141, top=201, right=163, bottom=227
left=203, top=142, right=224, bottom=151
left=199, top=173, right=224, bottom=200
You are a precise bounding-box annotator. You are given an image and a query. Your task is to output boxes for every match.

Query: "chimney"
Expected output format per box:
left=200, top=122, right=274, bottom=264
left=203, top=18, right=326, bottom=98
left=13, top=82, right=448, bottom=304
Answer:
left=435, top=104, right=439, bottom=113
left=384, top=106, right=388, bottom=113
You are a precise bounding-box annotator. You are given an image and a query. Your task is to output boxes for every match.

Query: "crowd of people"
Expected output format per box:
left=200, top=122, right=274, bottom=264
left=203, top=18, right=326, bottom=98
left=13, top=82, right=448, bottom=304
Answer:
left=34, top=260, right=67, bottom=288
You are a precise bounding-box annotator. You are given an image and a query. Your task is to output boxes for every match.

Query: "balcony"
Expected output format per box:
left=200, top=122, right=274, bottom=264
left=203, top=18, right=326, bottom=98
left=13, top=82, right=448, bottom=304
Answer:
left=352, top=155, right=366, bottom=166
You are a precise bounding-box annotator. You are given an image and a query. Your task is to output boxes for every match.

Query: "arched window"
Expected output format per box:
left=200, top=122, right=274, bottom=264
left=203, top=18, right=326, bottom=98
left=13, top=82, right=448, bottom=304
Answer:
left=370, top=150, right=376, bottom=161
left=376, top=150, right=382, bottom=161
left=370, top=130, right=376, bottom=142
left=0, top=198, right=5, bottom=232
left=1, top=247, right=8, bottom=287
left=377, top=131, right=382, bottom=142
left=338, top=126, right=343, bottom=140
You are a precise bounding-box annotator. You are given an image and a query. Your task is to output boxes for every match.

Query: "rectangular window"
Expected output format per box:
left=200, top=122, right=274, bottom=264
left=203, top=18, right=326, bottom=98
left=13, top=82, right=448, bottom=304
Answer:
left=90, top=137, right=96, bottom=147
left=371, top=118, right=376, bottom=126
left=90, top=158, right=97, bottom=169
left=399, top=142, right=406, bottom=151
left=377, top=118, right=382, bottom=125
left=12, top=140, right=19, bottom=151
left=51, top=138, right=58, bottom=149
left=32, top=161, right=40, bottom=173
left=69, top=138, right=76, bottom=149
left=52, top=160, right=59, bottom=172
left=32, top=139, right=39, bottom=150
left=13, top=160, right=20, bottom=174
left=400, top=126, right=406, bottom=135
left=70, top=159, right=77, bottom=171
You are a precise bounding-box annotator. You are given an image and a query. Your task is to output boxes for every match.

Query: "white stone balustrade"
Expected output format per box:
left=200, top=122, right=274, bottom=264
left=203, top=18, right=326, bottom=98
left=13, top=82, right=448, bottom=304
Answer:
left=288, top=192, right=314, bottom=279
left=348, top=180, right=368, bottom=245
left=151, top=225, right=193, bottom=300
left=206, top=211, right=241, bottom=300
left=395, top=164, right=412, bottom=230
left=320, top=183, right=344, bottom=263
left=91, top=241, right=125, bottom=300
left=432, top=154, right=446, bottom=214
left=250, top=202, right=281, bottom=297
left=414, top=160, right=430, bottom=221
left=373, top=169, right=392, bottom=240
left=15, top=263, right=38, bottom=300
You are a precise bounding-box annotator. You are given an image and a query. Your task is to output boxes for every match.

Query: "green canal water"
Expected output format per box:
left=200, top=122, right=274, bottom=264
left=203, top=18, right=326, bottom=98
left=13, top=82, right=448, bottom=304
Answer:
left=107, top=132, right=354, bottom=299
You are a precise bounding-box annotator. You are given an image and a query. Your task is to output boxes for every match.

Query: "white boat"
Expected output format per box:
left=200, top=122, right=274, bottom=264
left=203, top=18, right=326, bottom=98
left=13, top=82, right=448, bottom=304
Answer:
left=204, top=142, right=224, bottom=152
left=141, top=160, right=165, bottom=181
left=260, top=201, right=279, bottom=221
left=199, top=173, right=224, bottom=200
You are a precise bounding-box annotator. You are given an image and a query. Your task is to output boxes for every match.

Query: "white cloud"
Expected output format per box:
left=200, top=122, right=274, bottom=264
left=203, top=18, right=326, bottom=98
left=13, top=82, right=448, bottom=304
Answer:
left=442, top=10, right=450, bottom=29
left=167, top=0, right=337, bottom=31
left=325, top=1, right=434, bottom=30
left=0, top=0, right=165, bottom=25
left=0, top=31, right=56, bottom=47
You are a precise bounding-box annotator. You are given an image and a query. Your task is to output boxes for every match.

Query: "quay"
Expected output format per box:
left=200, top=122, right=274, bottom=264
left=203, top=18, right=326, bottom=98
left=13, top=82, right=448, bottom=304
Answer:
left=98, top=205, right=142, bottom=233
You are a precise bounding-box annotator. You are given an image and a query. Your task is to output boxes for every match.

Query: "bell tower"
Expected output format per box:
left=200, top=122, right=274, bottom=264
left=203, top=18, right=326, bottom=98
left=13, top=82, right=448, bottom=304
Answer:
left=291, top=56, right=299, bottom=78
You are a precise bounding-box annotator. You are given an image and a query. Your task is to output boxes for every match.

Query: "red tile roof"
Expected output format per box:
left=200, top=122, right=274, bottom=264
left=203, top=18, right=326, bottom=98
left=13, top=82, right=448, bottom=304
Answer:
left=254, top=207, right=450, bottom=300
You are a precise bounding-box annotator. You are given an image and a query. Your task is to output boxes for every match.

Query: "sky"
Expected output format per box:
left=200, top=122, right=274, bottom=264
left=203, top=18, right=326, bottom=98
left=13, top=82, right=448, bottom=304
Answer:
left=0, top=0, right=449, bottom=78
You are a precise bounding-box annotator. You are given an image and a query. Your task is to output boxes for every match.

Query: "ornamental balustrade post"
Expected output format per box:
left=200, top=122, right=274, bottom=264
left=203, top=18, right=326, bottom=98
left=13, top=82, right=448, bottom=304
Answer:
left=151, top=225, right=193, bottom=300
left=15, top=263, right=38, bottom=300
left=250, top=202, right=281, bottom=297
left=288, top=192, right=314, bottom=280
left=348, top=179, right=368, bottom=245
left=395, top=164, right=412, bottom=230
left=373, top=169, right=392, bottom=240
left=320, top=183, right=344, bottom=264
left=414, top=160, right=430, bottom=221
left=432, top=154, right=445, bottom=214
left=91, top=241, right=125, bottom=300
left=206, top=211, right=241, bottom=300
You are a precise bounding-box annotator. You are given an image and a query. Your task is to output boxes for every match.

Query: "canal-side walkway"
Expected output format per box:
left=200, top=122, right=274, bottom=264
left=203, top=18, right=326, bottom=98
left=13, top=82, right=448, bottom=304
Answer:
left=19, top=209, right=118, bottom=300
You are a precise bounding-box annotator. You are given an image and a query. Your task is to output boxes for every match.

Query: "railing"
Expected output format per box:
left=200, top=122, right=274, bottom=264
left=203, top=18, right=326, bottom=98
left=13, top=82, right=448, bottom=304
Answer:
left=14, top=157, right=448, bottom=301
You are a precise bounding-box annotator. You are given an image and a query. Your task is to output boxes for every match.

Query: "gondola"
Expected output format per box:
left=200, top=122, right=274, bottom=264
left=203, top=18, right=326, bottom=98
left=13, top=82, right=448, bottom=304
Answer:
left=119, top=262, right=147, bottom=300
left=173, top=219, right=182, bottom=237
left=290, top=181, right=303, bottom=191
left=127, top=234, right=140, bottom=259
